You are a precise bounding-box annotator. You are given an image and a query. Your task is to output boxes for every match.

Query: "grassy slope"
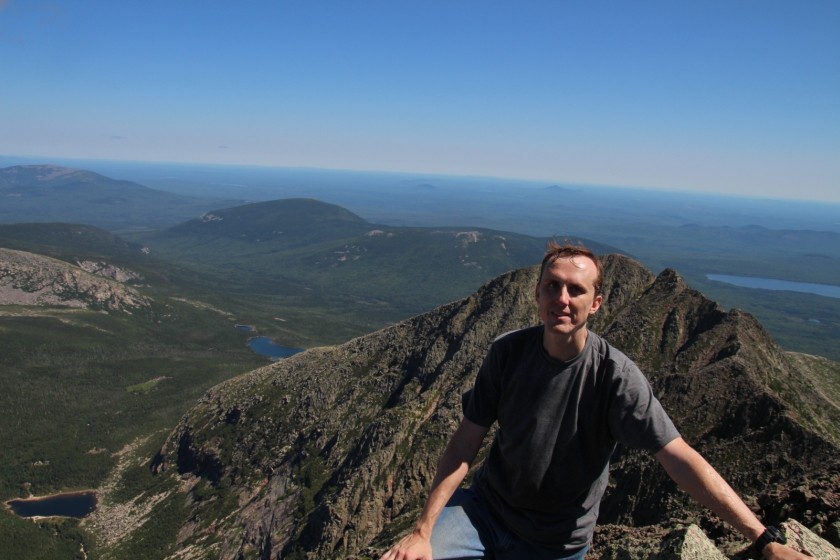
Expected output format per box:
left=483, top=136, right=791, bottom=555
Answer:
left=0, top=295, right=266, bottom=559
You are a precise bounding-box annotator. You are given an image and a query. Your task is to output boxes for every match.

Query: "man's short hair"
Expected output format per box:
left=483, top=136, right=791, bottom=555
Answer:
left=538, top=241, right=603, bottom=295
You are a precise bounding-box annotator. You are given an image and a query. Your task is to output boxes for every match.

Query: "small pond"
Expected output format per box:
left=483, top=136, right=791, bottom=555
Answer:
left=248, top=336, right=303, bottom=360
left=235, top=325, right=302, bottom=359
left=7, top=491, right=97, bottom=519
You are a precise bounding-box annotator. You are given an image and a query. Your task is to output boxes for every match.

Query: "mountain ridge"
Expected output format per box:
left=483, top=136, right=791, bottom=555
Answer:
left=90, top=254, right=839, bottom=559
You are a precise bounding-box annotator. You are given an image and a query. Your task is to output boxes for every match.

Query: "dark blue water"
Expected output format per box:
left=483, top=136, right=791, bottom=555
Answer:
left=248, top=337, right=303, bottom=359
left=8, top=492, right=97, bottom=518
left=707, top=274, right=840, bottom=299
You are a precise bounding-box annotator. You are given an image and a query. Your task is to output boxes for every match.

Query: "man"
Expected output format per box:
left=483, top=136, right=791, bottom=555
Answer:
left=381, top=243, right=808, bottom=560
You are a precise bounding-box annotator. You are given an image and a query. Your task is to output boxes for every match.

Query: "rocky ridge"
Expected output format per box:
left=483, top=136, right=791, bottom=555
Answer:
left=104, top=254, right=837, bottom=559
left=0, top=247, right=149, bottom=312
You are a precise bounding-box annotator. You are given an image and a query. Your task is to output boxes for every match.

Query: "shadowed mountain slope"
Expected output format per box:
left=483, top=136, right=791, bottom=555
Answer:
left=96, top=254, right=838, bottom=559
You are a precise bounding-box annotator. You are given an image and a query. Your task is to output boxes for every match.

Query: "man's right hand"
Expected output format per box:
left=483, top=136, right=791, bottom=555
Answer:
left=380, top=418, right=488, bottom=560
left=380, top=529, right=433, bottom=560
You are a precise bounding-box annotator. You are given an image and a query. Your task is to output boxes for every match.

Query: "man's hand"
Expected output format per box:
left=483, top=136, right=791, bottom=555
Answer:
left=762, top=542, right=813, bottom=559
left=380, top=418, right=488, bottom=560
left=656, top=440, right=814, bottom=560
left=380, top=529, right=433, bottom=560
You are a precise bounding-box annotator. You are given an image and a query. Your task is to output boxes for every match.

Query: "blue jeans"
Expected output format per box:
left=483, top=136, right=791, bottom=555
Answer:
left=430, top=488, right=589, bottom=560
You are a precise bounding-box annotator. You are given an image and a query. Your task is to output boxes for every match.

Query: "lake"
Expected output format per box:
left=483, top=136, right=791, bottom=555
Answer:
left=7, top=491, right=97, bottom=519
left=234, top=325, right=302, bottom=359
left=707, top=274, right=840, bottom=299
left=248, top=336, right=303, bottom=359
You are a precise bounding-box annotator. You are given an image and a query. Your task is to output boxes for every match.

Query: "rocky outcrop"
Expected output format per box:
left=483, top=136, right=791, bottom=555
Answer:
left=136, top=254, right=838, bottom=559
left=76, top=260, right=143, bottom=283
left=0, top=247, right=149, bottom=312
left=591, top=520, right=839, bottom=559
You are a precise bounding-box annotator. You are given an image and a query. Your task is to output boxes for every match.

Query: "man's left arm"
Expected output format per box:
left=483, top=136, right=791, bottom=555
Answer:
left=655, top=437, right=811, bottom=559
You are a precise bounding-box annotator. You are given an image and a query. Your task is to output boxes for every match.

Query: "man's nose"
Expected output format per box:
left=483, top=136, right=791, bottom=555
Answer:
left=555, top=286, right=570, bottom=304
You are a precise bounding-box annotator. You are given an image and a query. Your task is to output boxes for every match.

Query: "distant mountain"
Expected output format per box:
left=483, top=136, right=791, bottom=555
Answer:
left=94, top=254, right=838, bottom=558
left=166, top=198, right=373, bottom=247
left=133, top=198, right=623, bottom=325
left=0, top=164, right=242, bottom=232
left=545, top=184, right=574, bottom=192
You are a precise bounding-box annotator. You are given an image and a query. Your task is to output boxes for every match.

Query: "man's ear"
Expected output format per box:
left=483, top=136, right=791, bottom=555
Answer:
left=591, top=294, right=603, bottom=314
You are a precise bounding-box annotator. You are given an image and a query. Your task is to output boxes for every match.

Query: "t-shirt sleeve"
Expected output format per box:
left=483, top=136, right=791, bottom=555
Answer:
left=464, top=342, right=502, bottom=427
left=607, top=361, right=680, bottom=453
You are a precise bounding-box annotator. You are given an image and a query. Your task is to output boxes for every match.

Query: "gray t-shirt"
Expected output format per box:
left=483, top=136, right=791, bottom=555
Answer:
left=465, top=326, right=680, bottom=551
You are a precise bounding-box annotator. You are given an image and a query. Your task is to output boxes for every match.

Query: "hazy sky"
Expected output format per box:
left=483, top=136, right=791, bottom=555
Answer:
left=1, top=1, right=838, bottom=201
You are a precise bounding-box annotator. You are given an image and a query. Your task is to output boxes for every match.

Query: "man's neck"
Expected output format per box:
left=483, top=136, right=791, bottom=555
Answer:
left=543, top=328, right=589, bottom=362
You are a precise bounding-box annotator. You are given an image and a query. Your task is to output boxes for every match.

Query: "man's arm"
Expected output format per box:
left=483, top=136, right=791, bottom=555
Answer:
left=656, top=437, right=811, bottom=559
left=380, top=417, right=490, bottom=560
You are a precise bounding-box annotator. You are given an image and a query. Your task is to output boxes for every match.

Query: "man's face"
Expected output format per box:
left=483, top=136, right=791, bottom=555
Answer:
left=535, top=256, right=603, bottom=339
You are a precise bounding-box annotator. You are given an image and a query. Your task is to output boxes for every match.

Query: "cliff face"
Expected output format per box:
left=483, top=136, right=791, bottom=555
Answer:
left=141, top=254, right=838, bottom=559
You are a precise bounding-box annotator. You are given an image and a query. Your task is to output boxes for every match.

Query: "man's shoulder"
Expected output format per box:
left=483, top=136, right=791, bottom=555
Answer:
left=586, top=332, right=641, bottom=371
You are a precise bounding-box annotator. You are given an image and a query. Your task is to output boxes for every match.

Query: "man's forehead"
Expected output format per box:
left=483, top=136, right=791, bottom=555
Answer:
left=544, top=255, right=597, bottom=273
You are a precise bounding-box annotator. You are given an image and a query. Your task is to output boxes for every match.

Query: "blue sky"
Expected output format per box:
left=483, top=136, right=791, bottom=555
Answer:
left=1, top=0, right=838, bottom=201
